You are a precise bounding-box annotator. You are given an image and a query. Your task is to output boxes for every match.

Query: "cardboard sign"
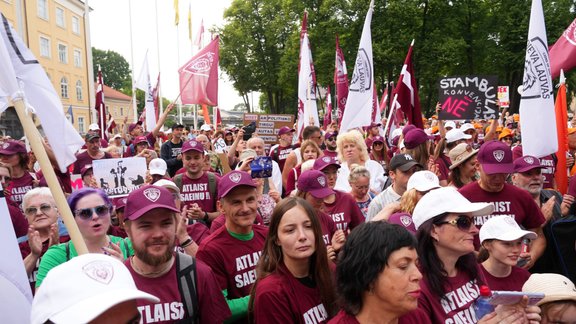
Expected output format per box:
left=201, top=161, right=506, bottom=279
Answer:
left=438, top=76, right=498, bottom=120
left=242, top=114, right=295, bottom=150
left=92, top=157, right=147, bottom=197
left=497, top=86, right=510, bottom=108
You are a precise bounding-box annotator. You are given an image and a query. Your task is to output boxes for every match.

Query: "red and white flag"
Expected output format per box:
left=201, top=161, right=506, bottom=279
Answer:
left=213, top=106, right=222, bottom=126
left=95, top=66, right=108, bottom=140
left=334, top=34, right=349, bottom=127
left=105, top=113, right=116, bottom=138
left=152, top=73, right=161, bottom=121
left=339, top=0, right=374, bottom=133
left=297, top=12, right=319, bottom=138
left=324, top=85, right=333, bottom=129
left=371, top=83, right=381, bottom=124
left=392, top=40, right=423, bottom=129
left=179, top=36, right=219, bottom=106
left=549, top=18, right=576, bottom=79
left=194, top=18, right=205, bottom=48
left=379, top=82, right=389, bottom=116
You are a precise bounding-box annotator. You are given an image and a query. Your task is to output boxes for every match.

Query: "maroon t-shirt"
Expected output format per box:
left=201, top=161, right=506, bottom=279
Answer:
left=19, top=235, right=70, bottom=293
left=125, top=254, right=231, bottom=324
left=107, top=225, right=128, bottom=238
left=459, top=182, right=545, bottom=248
left=328, top=309, right=431, bottom=324
left=72, top=151, right=112, bottom=174
left=196, top=224, right=268, bottom=300
left=323, top=150, right=338, bottom=158
left=269, top=145, right=294, bottom=171
left=9, top=203, right=28, bottom=237
left=318, top=211, right=337, bottom=246
left=322, top=191, right=365, bottom=233
left=7, top=172, right=35, bottom=207
left=480, top=264, right=531, bottom=291
left=512, top=145, right=556, bottom=189
left=179, top=172, right=218, bottom=213
left=124, top=133, right=157, bottom=157
left=434, top=154, right=451, bottom=182
left=253, top=265, right=328, bottom=323
left=37, top=168, right=72, bottom=194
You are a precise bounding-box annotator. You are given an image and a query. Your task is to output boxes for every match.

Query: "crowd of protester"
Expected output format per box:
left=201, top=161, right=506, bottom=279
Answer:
left=5, top=106, right=576, bottom=323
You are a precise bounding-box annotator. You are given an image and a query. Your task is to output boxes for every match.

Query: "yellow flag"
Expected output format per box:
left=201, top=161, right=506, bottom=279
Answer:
left=174, top=0, right=179, bottom=25
left=188, top=4, right=192, bottom=40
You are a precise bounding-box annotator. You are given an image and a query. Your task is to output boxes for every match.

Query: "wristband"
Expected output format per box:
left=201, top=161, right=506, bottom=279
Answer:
left=180, top=237, right=193, bottom=248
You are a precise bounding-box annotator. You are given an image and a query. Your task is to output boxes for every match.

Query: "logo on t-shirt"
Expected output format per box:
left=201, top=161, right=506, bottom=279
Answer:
left=82, top=260, right=113, bottom=284
left=144, top=188, right=161, bottom=202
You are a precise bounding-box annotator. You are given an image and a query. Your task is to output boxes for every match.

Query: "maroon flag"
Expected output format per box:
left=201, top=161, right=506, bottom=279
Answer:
left=179, top=36, right=219, bottom=106
left=334, top=35, right=349, bottom=126
left=371, top=83, right=380, bottom=123
left=213, top=106, right=222, bottom=126
left=549, top=18, right=576, bottom=79
left=324, top=86, right=333, bottom=129
left=105, top=113, right=116, bottom=138
left=392, top=40, right=423, bottom=129
left=152, top=73, right=160, bottom=121
left=94, top=66, right=108, bottom=140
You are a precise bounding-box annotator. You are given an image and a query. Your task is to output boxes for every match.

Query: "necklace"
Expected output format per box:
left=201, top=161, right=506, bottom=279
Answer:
left=130, top=256, right=174, bottom=278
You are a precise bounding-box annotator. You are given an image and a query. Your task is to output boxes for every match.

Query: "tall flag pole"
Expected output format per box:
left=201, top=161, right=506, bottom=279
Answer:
left=554, top=69, right=568, bottom=194
left=152, top=73, right=161, bottom=121
left=154, top=0, right=164, bottom=123
left=95, top=65, right=108, bottom=139
left=194, top=19, right=205, bottom=48
left=519, top=0, right=557, bottom=157
left=392, top=39, right=423, bottom=129
left=549, top=19, right=576, bottom=79
left=334, top=34, right=349, bottom=127
left=174, top=0, right=179, bottom=25
left=339, top=0, right=374, bottom=133
left=128, top=0, right=138, bottom=123
left=297, top=11, right=319, bottom=138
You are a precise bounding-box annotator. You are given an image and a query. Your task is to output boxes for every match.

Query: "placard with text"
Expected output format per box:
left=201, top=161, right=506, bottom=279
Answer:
left=438, top=75, right=498, bottom=120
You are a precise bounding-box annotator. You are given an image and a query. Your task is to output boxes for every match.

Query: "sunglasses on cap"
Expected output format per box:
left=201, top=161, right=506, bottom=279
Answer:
left=24, top=204, right=54, bottom=217
left=437, top=214, right=475, bottom=231
left=74, top=205, right=111, bottom=220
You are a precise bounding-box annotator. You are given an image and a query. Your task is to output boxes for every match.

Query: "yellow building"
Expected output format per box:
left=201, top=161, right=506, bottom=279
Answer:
left=0, top=0, right=92, bottom=134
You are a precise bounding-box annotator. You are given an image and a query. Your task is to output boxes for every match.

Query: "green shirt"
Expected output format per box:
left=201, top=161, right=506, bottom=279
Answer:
left=35, top=235, right=133, bottom=287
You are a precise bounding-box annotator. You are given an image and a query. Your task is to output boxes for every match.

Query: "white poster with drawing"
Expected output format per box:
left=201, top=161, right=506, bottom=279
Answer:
left=92, top=157, right=147, bottom=197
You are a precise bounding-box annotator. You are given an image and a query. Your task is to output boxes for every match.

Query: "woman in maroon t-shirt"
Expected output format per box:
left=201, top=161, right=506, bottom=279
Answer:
left=250, top=197, right=337, bottom=323
left=0, top=140, right=36, bottom=206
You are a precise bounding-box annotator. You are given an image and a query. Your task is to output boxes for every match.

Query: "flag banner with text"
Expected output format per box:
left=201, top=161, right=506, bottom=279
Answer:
left=93, top=157, right=147, bottom=198
left=438, top=75, right=498, bottom=120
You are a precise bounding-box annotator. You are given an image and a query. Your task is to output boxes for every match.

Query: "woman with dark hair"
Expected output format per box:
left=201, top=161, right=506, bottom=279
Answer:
left=250, top=197, right=337, bottom=323
left=369, top=136, right=388, bottom=170
left=448, top=143, right=479, bottom=188
left=330, top=222, right=429, bottom=323
left=0, top=140, right=36, bottom=207
left=35, top=188, right=131, bottom=287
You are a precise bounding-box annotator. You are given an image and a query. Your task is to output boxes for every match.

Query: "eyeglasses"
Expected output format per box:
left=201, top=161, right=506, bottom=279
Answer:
left=437, top=215, right=475, bottom=231
left=25, top=204, right=54, bottom=216
left=502, top=137, right=513, bottom=142
left=74, top=205, right=111, bottom=220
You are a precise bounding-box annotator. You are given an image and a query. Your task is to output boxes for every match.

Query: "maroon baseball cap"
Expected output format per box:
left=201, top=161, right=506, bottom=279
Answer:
left=297, top=170, right=334, bottom=199
left=388, top=212, right=417, bottom=234
left=218, top=170, right=257, bottom=199
left=370, top=122, right=381, bottom=128
left=181, top=140, right=204, bottom=154
left=0, top=140, right=26, bottom=155
left=313, top=156, right=341, bottom=171
left=402, top=124, right=417, bottom=136
left=325, top=131, right=338, bottom=140
left=80, top=164, right=93, bottom=178
left=278, top=126, right=295, bottom=136
left=133, top=136, right=148, bottom=145
left=513, top=155, right=544, bottom=173
left=477, top=140, right=514, bottom=174
left=113, top=197, right=128, bottom=211
left=404, top=129, right=432, bottom=150
left=372, top=136, right=384, bottom=144
left=125, top=185, right=180, bottom=221
left=128, top=122, right=142, bottom=133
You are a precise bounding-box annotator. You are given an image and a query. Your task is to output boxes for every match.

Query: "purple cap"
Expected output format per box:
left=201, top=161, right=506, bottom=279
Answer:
left=313, top=156, right=341, bottom=171
left=133, top=136, right=148, bottom=145
left=372, top=136, right=384, bottom=144
left=218, top=171, right=257, bottom=199
left=388, top=212, right=416, bottom=234
left=513, top=155, right=544, bottom=173
left=113, top=197, right=128, bottom=211
left=80, top=164, right=93, bottom=178
left=125, top=185, right=180, bottom=221
left=0, top=140, right=27, bottom=155
left=128, top=122, right=142, bottom=133
left=278, top=126, right=295, bottom=136
left=325, top=131, right=338, bottom=140
left=370, top=122, right=381, bottom=128
left=297, top=170, right=335, bottom=199
left=181, top=140, right=204, bottom=154
left=404, top=129, right=432, bottom=149
left=402, top=124, right=417, bottom=136
left=477, top=140, right=514, bottom=174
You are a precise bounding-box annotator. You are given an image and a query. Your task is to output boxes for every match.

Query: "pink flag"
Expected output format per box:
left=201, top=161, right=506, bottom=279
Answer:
left=213, top=106, right=222, bottom=126
left=549, top=18, right=576, bottom=79
left=324, top=86, right=333, bottom=129
left=95, top=67, right=108, bottom=140
left=392, top=40, right=423, bottom=129
left=194, top=18, right=205, bottom=48
left=179, top=36, right=219, bottom=106
left=334, top=35, right=349, bottom=127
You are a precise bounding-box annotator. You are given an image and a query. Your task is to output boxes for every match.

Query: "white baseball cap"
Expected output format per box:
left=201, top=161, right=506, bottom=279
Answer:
left=460, top=123, right=475, bottom=133
left=479, top=215, right=537, bottom=244
left=406, top=170, right=440, bottom=192
left=112, top=134, right=122, bottom=140
left=31, top=254, right=159, bottom=324
left=88, top=123, right=100, bottom=131
left=445, top=128, right=472, bottom=144
left=391, top=128, right=403, bottom=139
left=154, top=179, right=181, bottom=196
left=148, top=158, right=167, bottom=176
left=445, top=121, right=456, bottom=130
left=412, top=187, right=493, bottom=230
left=200, top=124, right=212, bottom=132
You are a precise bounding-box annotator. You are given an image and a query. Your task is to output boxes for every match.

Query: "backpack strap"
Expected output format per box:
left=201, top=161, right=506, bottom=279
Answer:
left=173, top=174, right=184, bottom=193
left=65, top=242, right=70, bottom=261
left=122, top=238, right=132, bottom=258
left=176, top=252, right=199, bottom=323
left=207, top=172, right=217, bottom=201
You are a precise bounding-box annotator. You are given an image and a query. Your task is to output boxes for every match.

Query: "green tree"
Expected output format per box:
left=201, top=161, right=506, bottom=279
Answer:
left=92, top=48, right=132, bottom=93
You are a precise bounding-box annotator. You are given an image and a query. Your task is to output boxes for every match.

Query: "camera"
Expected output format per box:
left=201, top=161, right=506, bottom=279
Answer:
left=249, top=156, right=272, bottom=178
left=242, top=122, right=256, bottom=141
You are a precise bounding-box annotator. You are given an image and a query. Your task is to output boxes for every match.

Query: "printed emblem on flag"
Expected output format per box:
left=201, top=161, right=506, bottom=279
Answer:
left=83, top=261, right=114, bottom=284
left=563, top=20, right=576, bottom=46
left=229, top=172, right=242, bottom=183
left=182, top=52, right=215, bottom=77
left=493, top=150, right=505, bottom=162
left=349, top=49, right=372, bottom=93
left=400, top=215, right=412, bottom=227
left=317, top=176, right=326, bottom=187
left=143, top=188, right=161, bottom=202
left=524, top=156, right=535, bottom=164
left=522, top=37, right=552, bottom=100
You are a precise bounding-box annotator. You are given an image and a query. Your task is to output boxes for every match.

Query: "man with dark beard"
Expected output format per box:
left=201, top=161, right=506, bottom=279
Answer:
left=123, top=185, right=230, bottom=323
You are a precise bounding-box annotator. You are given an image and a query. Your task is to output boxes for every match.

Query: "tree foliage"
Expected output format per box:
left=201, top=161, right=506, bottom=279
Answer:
left=218, top=0, right=576, bottom=116
left=92, top=48, right=132, bottom=93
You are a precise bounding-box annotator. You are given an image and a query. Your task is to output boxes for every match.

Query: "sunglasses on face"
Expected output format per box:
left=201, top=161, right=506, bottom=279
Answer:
left=25, top=204, right=54, bottom=217
left=437, top=214, right=475, bottom=231
left=74, top=205, right=111, bottom=220
left=326, top=137, right=336, bottom=142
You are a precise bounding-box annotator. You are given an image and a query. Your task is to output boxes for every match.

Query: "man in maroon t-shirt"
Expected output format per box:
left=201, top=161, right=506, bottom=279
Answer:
left=72, top=133, right=112, bottom=174
left=512, top=144, right=557, bottom=189
left=123, top=185, right=230, bottom=324
left=196, top=171, right=268, bottom=323
left=459, top=140, right=546, bottom=269
left=269, top=126, right=295, bottom=171
left=323, top=132, right=338, bottom=158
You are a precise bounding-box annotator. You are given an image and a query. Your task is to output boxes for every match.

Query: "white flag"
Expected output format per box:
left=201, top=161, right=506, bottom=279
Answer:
left=297, top=13, right=319, bottom=138
left=0, top=14, right=83, bottom=173
left=519, top=0, right=557, bottom=157
left=136, top=53, right=157, bottom=132
left=339, top=0, right=374, bottom=133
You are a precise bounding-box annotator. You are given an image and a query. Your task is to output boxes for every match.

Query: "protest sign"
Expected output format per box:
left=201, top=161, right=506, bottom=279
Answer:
left=498, top=86, right=510, bottom=107
left=92, top=157, right=147, bottom=197
left=243, top=114, right=295, bottom=150
left=70, top=174, right=83, bottom=191
left=438, top=75, right=498, bottom=120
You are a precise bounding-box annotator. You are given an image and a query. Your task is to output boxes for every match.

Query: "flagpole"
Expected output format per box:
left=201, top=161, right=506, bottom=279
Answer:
left=83, top=0, right=96, bottom=127
left=11, top=98, right=88, bottom=254
left=155, top=0, right=164, bottom=121
left=128, top=0, right=138, bottom=123
left=383, top=94, right=398, bottom=137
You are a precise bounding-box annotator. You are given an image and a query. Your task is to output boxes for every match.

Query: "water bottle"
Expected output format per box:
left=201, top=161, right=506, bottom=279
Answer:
left=517, top=238, right=530, bottom=267
left=474, top=285, right=494, bottom=320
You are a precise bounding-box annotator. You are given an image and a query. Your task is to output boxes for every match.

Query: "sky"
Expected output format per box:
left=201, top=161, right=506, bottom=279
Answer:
left=89, top=0, right=256, bottom=111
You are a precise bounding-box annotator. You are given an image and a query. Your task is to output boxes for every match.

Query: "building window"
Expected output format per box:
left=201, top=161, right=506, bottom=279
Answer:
left=76, top=80, right=83, bottom=100
left=78, top=116, right=85, bottom=133
left=105, top=105, right=110, bottom=116
left=56, top=8, right=65, bottom=27
left=120, top=107, right=124, bottom=116
left=73, top=49, right=81, bottom=67
left=58, top=44, right=67, bottom=63
left=60, top=77, right=68, bottom=98
left=72, top=16, right=79, bottom=34
left=37, top=0, right=48, bottom=20
left=39, top=37, right=50, bottom=58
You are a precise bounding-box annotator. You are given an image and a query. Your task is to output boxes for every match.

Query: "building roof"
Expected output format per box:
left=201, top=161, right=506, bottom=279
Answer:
left=100, top=85, right=132, bottom=101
